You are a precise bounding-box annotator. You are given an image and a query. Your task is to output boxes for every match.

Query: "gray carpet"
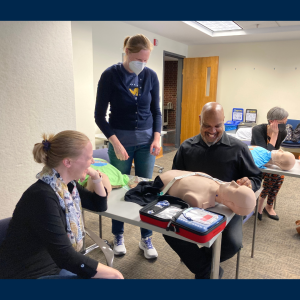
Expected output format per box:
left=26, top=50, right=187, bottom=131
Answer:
left=84, top=151, right=300, bottom=279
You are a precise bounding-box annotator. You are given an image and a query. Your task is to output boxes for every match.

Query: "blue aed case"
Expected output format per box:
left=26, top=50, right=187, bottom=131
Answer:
left=224, top=108, right=244, bottom=131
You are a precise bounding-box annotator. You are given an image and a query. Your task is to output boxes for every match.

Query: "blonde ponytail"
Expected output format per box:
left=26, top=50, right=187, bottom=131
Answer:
left=123, top=34, right=153, bottom=53
left=33, top=131, right=90, bottom=168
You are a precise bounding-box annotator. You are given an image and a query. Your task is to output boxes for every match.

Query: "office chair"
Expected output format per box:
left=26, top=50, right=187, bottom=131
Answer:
left=0, top=217, right=12, bottom=247
left=80, top=148, right=114, bottom=267
left=0, top=214, right=113, bottom=268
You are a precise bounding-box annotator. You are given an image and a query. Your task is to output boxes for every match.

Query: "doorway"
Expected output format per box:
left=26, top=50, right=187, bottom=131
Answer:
left=162, top=51, right=185, bottom=154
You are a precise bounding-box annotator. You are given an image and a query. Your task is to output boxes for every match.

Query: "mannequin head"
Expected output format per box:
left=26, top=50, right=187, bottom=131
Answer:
left=271, top=149, right=295, bottom=171
left=218, top=181, right=256, bottom=216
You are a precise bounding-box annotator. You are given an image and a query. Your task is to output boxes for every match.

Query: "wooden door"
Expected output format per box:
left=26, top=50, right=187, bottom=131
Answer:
left=180, top=57, right=219, bottom=144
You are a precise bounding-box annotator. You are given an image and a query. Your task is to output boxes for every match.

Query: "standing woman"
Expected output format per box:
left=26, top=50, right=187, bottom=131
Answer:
left=251, top=107, right=289, bottom=221
left=95, top=34, right=162, bottom=259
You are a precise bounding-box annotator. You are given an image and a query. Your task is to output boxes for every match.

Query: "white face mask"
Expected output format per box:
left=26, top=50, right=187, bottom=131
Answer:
left=129, top=61, right=146, bottom=76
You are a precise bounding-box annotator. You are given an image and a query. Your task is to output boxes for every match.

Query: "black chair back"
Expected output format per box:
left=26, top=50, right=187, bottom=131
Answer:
left=0, top=217, right=12, bottom=247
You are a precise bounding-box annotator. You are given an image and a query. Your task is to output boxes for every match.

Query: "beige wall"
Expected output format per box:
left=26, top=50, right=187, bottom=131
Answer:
left=189, top=40, right=300, bottom=124
left=0, top=21, right=76, bottom=218
left=71, top=21, right=96, bottom=148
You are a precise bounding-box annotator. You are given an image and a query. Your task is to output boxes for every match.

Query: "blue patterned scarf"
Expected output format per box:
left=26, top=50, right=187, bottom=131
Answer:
left=36, top=167, right=84, bottom=252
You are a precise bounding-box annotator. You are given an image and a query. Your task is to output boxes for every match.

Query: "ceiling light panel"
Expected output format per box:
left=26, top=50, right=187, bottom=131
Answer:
left=196, top=21, right=242, bottom=32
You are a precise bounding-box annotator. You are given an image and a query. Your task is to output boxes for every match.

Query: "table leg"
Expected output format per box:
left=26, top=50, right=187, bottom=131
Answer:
left=82, top=210, right=86, bottom=251
left=210, top=233, right=222, bottom=279
left=99, top=215, right=102, bottom=239
left=235, top=216, right=243, bottom=279
left=236, top=250, right=240, bottom=279
left=251, top=197, right=258, bottom=258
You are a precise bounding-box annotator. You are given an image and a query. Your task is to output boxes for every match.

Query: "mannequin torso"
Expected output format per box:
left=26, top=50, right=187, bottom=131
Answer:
left=159, top=170, right=256, bottom=216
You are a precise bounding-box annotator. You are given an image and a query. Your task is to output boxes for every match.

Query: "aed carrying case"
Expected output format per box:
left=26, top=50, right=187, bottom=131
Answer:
left=139, top=196, right=226, bottom=243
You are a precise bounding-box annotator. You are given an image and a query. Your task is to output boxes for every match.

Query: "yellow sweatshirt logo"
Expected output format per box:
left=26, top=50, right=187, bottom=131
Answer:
left=129, top=88, right=139, bottom=96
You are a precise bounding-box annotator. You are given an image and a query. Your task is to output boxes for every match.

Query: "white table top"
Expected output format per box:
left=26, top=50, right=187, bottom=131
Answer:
left=86, top=186, right=235, bottom=248
left=260, top=159, right=300, bottom=178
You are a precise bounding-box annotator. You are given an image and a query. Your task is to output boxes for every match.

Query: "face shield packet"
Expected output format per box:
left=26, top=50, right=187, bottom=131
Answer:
left=155, top=206, right=183, bottom=219
left=154, top=200, right=170, bottom=209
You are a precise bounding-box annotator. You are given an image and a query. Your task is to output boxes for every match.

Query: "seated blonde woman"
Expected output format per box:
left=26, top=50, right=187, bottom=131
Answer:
left=0, top=130, right=123, bottom=279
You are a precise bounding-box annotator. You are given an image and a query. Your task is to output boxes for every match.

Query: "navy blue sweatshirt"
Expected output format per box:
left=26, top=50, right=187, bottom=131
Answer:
left=95, top=63, right=162, bottom=139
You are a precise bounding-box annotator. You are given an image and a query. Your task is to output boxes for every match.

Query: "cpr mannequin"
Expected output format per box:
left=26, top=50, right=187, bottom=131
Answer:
left=248, top=146, right=295, bottom=171
left=159, top=170, right=256, bottom=216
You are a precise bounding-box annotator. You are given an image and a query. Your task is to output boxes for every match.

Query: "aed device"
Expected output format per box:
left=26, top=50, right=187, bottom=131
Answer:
left=224, top=108, right=244, bottom=131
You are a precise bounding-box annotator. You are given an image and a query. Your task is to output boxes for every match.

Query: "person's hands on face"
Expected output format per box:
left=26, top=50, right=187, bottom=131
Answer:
left=236, top=177, right=252, bottom=189
left=269, top=120, right=279, bottom=135
left=150, top=140, right=161, bottom=156
left=80, top=167, right=101, bottom=181
left=113, top=143, right=129, bottom=161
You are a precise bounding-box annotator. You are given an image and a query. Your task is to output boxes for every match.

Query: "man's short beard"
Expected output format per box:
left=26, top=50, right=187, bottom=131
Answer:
left=202, top=133, right=223, bottom=147
left=204, top=139, right=218, bottom=147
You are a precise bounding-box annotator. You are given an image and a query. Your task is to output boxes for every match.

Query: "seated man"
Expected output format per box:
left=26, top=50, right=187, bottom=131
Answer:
left=163, top=102, right=262, bottom=279
left=159, top=170, right=256, bottom=216
left=248, top=146, right=295, bottom=170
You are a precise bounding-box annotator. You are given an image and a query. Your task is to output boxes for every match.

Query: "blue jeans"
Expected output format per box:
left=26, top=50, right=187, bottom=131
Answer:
left=108, top=143, right=155, bottom=238
left=38, top=269, right=106, bottom=279
left=38, top=269, right=79, bottom=279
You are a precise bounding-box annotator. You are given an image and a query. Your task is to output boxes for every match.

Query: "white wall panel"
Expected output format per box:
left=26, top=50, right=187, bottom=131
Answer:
left=0, top=21, right=76, bottom=218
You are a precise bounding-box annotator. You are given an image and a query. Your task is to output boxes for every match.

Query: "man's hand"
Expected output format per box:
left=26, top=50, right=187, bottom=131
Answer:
left=236, top=177, right=252, bottom=189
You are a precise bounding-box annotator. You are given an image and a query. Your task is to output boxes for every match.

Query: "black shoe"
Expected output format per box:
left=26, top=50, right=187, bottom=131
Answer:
left=263, top=207, right=279, bottom=221
left=258, top=212, right=262, bottom=221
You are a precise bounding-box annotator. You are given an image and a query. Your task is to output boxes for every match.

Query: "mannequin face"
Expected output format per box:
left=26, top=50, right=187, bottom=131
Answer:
left=218, top=181, right=256, bottom=216
left=218, top=181, right=240, bottom=195
left=271, top=149, right=295, bottom=170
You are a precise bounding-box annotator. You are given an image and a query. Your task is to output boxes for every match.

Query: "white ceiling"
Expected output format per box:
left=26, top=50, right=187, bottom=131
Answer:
left=123, top=21, right=300, bottom=45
